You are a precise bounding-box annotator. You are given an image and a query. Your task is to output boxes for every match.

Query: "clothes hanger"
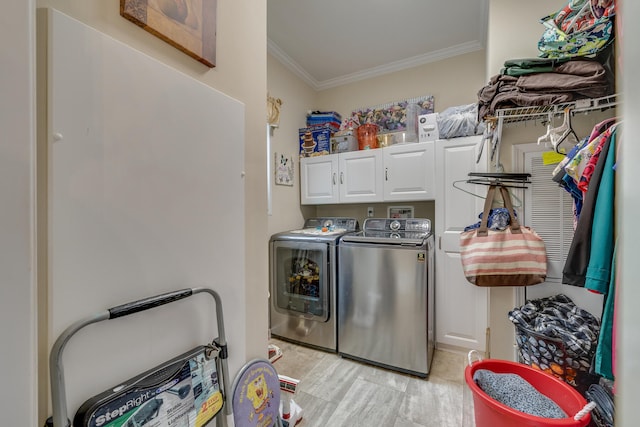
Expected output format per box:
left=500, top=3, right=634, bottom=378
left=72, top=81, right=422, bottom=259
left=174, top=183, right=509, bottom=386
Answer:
left=537, top=112, right=555, bottom=146
left=452, top=176, right=528, bottom=207
left=468, top=172, right=531, bottom=184
left=550, top=107, right=579, bottom=154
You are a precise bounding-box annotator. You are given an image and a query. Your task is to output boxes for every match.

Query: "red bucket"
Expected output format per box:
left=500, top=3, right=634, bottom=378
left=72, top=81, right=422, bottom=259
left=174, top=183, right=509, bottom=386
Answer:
left=465, top=356, right=592, bottom=427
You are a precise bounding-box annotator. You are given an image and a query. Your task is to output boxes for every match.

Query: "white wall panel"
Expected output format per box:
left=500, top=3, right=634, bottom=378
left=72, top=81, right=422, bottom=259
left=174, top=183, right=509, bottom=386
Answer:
left=47, top=8, right=245, bottom=415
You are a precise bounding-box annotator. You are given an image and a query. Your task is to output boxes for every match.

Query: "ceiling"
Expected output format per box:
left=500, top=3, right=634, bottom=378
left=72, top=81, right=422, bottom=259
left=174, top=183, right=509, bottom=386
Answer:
left=267, top=0, right=490, bottom=90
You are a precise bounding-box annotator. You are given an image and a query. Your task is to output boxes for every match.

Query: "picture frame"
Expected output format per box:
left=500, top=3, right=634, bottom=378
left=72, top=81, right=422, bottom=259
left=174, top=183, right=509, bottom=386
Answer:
left=275, top=153, right=294, bottom=186
left=121, top=0, right=217, bottom=67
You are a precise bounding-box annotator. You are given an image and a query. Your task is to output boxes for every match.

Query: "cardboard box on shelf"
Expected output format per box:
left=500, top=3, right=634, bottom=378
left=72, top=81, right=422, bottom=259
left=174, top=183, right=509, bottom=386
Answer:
left=330, top=132, right=357, bottom=153
left=418, top=113, right=439, bottom=142
left=306, top=111, right=342, bottom=127
left=299, top=125, right=332, bottom=157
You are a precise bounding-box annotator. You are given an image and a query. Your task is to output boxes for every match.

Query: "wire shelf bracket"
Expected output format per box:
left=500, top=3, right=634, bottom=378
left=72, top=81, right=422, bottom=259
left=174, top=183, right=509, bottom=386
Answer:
left=486, top=94, right=619, bottom=170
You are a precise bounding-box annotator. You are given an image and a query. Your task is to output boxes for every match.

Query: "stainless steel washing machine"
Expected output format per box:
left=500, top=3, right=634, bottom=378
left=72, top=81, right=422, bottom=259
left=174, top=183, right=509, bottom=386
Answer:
left=338, top=218, right=435, bottom=377
left=269, top=217, right=359, bottom=352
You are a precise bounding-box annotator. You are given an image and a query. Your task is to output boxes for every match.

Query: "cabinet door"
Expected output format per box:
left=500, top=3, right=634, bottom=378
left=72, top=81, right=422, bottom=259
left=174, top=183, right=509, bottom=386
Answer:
left=300, top=155, right=339, bottom=205
left=434, top=136, right=488, bottom=352
left=383, top=141, right=435, bottom=201
left=338, top=149, right=383, bottom=203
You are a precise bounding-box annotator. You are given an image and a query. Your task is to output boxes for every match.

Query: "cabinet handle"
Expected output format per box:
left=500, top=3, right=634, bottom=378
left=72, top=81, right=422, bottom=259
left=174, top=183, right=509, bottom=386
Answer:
left=340, top=172, right=344, bottom=184
left=385, top=167, right=388, bottom=181
left=332, top=172, right=336, bottom=185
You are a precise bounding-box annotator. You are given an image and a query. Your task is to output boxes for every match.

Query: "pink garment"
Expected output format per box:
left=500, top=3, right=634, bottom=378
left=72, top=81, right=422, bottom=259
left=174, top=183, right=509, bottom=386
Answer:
left=577, top=121, right=618, bottom=194
left=577, top=131, right=608, bottom=193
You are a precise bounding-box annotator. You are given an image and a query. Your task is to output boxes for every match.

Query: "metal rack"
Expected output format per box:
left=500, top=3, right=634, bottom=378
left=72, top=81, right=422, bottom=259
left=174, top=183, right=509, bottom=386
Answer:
left=486, top=93, right=619, bottom=170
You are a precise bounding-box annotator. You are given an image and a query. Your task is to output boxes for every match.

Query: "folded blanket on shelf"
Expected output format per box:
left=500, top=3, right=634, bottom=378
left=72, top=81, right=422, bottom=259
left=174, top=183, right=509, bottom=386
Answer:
left=478, top=59, right=611, bottom=120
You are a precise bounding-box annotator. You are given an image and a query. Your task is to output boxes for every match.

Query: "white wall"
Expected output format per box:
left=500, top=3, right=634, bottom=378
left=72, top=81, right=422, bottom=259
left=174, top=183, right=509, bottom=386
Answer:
left=0, top=0, right=37, bottom=425
left=267, top=54, right=317, bottom=237
left=487, top=0, right=565, bottom=75
left=316, top=49, right=487, bottom=120
left=619, top=1, right=640, bottom=425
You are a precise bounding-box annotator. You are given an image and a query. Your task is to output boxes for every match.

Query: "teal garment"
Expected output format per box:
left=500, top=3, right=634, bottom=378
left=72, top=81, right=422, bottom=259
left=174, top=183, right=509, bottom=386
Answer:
left=584, top=131, right=616, bottom=380
left=593, top=241, right=617, bottom=380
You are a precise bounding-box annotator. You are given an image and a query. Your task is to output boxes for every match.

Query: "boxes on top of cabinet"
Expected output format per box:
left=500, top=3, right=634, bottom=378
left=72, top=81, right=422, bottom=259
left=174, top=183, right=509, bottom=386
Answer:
left=299, top=124, right=333, bottom=157
left=418, top=113, right=438, bottom=142
left=330, top=131, right=357, bottom=153
left=306, top=111, right=342, bottom=128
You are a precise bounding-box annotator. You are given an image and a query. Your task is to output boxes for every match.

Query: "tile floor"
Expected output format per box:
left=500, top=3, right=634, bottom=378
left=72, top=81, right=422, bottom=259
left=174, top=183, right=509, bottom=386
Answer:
left=269, top=338, right=476, bottom=427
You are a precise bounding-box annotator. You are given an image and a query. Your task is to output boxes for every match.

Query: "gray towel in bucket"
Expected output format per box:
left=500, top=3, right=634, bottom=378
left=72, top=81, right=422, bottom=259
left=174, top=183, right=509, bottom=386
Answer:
left=473, top=369, right=567, bottom=419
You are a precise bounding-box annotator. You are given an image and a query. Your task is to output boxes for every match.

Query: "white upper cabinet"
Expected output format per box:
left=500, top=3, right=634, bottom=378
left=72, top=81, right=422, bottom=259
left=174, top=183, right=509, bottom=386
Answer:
left=338, top=149, right=383, bottom=203
left=300, top=155, right=339, bottom=204
left=383, top=141, right=435, bottom=201
left=300, top=149, right=383, bottom=205
left=300, top=142, right=435, bottom=205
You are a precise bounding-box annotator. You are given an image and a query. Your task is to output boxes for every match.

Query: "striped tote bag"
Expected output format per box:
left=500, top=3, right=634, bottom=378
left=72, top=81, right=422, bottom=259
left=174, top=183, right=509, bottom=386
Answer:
left=460, top=185, right=547, bottom=287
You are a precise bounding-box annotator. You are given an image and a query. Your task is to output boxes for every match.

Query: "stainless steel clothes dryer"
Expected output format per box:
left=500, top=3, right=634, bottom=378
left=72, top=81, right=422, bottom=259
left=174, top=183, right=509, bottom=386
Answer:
left=269, top=217, right=359, bottom=352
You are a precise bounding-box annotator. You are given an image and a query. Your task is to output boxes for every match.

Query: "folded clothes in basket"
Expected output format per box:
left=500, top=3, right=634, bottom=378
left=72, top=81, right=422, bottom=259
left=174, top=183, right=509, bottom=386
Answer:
left=473, top=369, right=567, bottom=418
left=508, top=294, right=600, bottom=358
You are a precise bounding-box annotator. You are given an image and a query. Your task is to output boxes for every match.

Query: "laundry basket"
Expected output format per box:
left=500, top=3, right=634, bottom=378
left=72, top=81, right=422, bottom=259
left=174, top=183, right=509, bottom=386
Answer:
left=465, top=354, right=593, bottom=427
left=515, top=324, right=599, bottom=393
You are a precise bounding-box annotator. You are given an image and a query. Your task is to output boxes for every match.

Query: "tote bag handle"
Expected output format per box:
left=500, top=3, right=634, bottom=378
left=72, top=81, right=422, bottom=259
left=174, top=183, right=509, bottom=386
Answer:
left=477, top=184, right=521, bottom=237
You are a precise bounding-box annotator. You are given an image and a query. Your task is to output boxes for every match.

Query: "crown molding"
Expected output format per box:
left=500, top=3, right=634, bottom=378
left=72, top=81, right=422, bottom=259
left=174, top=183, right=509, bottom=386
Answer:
left=267, top=39, right=320, bottom=90
left=268, top=39, right=484, bottom=92
left=317, top=41, right=484, bottom=90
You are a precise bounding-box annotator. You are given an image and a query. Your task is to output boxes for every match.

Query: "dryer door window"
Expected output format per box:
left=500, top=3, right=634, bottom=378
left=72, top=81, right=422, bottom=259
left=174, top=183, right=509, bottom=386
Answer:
left=271, top=241, right=329, bottom=321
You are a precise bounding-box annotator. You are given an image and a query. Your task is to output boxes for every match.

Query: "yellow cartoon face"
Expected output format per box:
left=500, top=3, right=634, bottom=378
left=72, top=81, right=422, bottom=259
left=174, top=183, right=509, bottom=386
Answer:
left=246, top=373, right=269, bottom=412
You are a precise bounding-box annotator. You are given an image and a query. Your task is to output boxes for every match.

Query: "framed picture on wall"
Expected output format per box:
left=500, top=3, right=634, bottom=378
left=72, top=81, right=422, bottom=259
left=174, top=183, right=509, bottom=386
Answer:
left=121, top=0, right=217, bottom=67
left=275, top=153, right=294, bottom=186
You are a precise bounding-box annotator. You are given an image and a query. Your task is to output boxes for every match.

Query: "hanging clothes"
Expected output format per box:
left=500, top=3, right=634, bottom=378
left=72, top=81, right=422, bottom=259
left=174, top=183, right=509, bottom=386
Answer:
left=592, top=240, right=617, bottom=380
left=564, top=125, right=614, bottom=185
left=577, top=124, right=615, bottom=193
left=552, top=117, right=616, bottom=223
left=553, top=137, right=589, bottom=223
left=584, top=130, right=618, bottom=380
left=562, top=125, right=617, bottom=286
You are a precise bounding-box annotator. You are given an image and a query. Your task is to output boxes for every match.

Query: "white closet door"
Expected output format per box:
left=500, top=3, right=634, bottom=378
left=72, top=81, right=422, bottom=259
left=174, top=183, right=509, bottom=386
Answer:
left=525, top=152, right=575, bottom=281
left=435, top=136, right=488, bottom=352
